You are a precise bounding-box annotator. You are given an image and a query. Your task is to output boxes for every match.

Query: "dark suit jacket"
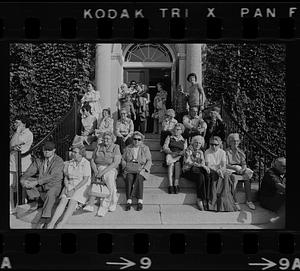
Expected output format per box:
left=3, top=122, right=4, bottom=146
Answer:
left=21, top=154, right=64, bottom=190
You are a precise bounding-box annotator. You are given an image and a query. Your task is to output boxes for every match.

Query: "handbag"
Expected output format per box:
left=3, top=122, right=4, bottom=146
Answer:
left=89, top=176, right=110, bottom=198
left=125, top=161, right=142, bottom=173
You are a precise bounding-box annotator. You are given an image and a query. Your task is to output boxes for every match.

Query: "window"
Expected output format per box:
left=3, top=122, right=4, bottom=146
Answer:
left=125, top=44, right=172, bottom=62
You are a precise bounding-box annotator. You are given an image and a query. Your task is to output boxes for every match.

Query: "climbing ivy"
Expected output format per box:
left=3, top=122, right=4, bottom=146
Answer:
left=203, top=43, right=286, bottom=156
left=10, top=43, right=95, bottom=144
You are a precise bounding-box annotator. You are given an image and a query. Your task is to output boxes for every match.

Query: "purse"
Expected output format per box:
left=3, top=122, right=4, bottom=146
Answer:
left=89, top=176, right=110, bottom=198
left=125, top=161, right=142, bottom=173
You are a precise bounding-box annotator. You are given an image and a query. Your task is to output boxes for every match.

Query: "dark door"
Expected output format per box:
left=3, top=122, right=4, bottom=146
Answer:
left=123, top=69, right=149, bottom=85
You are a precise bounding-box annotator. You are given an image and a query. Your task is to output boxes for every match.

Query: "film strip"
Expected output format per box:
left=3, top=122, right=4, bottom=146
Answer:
left=0, top=1, right=299, bottom=270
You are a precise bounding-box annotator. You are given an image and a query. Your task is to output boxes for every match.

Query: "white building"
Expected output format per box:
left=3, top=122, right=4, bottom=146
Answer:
left=95, top=43, right=204, bottom=118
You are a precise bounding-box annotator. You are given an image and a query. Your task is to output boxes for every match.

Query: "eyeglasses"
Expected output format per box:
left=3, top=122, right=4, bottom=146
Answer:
left=210, top=143, right=219, bottom=146
left=175, top=128, right=182, bottom=131
left=43, top=148, right=53, bottom=151
left=133, top=138, right=142, bottom=141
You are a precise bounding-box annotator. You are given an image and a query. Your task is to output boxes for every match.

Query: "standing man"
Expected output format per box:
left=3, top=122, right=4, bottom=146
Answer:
left=173, top=85, right=188, bottom=123
left=20, top=141, right=64, bottom=228
left=186, top=73, right=206, bottom=112
left=10, top=117, right=34, bottom=214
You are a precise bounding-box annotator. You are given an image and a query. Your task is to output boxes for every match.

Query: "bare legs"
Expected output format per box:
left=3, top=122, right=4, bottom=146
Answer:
left=47, top=197, right=77, bottom=229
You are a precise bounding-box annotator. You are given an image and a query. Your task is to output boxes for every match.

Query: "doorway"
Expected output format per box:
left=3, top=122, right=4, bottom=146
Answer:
left=124, top=68, right=172, bottom=132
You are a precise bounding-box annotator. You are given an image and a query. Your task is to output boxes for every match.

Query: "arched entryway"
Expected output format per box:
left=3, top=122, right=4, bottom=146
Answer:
left=123, top=44, right=176, bottom=111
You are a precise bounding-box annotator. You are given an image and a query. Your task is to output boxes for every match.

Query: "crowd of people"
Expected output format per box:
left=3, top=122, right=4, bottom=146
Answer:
left=9, top=73, right=286, bottom=228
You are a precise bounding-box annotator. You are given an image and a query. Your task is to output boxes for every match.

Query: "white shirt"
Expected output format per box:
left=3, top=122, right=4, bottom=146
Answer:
left=205, top=148, right=227, bottom=171
left=132, top=146, right=140, bottom=160
left=10, top=128, right=33, bottom=172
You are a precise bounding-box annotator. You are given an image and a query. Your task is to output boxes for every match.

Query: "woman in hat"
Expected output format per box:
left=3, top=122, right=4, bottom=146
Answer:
left=83, top=131, right=121, bottom=216
left=225, top=133, right=255, bottom=210
left=47, top=145, right=91, bottom=228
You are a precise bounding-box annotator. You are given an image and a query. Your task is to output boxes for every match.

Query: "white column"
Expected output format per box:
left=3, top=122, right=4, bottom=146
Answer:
left=111, top=44, right=123, bottom=120
left=186, top=44, right=202, bottom=85
left=178, top=53, right=186, bottom=91
left=95, top=44, right=112, bottom=112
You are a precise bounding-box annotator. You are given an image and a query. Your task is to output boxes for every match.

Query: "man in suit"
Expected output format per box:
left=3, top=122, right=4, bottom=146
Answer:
left=20, top=141, right=64, bottom=228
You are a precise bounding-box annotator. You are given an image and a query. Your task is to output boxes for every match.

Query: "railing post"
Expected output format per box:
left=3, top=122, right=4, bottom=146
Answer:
left=74, top=95, right=78, bottom=136
left=16, top=150, right=23, bottom=205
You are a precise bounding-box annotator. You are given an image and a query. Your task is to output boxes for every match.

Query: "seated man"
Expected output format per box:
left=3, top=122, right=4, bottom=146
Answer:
left=182, top=107, right=202, bottom=143
left=20, top=141, right=64, bottom=228
left=260, top=157, right=286, bottom=214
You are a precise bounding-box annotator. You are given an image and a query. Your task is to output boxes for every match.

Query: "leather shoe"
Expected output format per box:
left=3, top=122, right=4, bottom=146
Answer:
left=137, top=203, right=143, bottom=211
left=125, top=203, right=131, bottom=211
left=168, top=186, right=173, bottom=194
left=173, top=185, right=180, bottom=194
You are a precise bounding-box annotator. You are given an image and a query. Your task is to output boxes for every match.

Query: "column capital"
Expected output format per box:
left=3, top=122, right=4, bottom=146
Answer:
left=178, top=53, right=186, bottom=60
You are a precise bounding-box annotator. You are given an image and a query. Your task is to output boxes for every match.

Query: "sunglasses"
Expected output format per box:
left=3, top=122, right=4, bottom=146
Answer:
left=133, top=138, right=142, bottom=141
left=210, top=143, right=219, bottom=146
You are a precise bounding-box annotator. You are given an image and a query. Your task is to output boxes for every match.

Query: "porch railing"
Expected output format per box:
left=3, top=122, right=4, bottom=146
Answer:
left=15, top=96, right=79, bottom=204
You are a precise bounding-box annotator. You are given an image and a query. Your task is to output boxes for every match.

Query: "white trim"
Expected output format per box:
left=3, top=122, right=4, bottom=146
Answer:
left=123, top=43, right=176, bottom=64
left=123, top=62, right=173, bottom=68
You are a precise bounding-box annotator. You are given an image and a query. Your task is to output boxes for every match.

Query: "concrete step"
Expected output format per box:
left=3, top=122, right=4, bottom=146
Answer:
left=145, top=133, right=160, bottom=139
left=150, top=150, right=165, bottom=161
left=11, top=203, right=283, bottom=229
left=144, top=141, right=161, bottom=151
left=115, top=187, right=258, bottom=205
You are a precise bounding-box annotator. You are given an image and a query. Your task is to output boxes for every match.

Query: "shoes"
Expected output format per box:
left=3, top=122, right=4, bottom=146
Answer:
left=83, top=205, right=94, bottom=212
left=196, top=199, right=204, bottom=211
left=168, top=186, right=173, bottom=194
left=137, top=203, right=143, bottom=211
left=234, top=202, right=241, bottom=211
left=173, top=185, right=180, bottom=194
left=125, top=203, right=131, bottom=211
left=246, top=201, right=256, bottom=210
left=97, top=207, right=108, bottom=217
left=108, top=203, right=117, bottom=212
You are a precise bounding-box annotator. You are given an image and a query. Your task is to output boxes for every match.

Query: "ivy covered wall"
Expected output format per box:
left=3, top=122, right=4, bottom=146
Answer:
left=203, top=44, right=286, bottom=156
left=10, top=43, right=95, bottom=144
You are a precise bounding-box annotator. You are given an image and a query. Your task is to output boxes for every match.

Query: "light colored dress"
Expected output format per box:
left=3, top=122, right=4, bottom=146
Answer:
left=61, top=157, right=91, bottom=204
left=96, top=116, right=114, bottom=137
left=153, top=90, right=167, bottom=123
left=81, top=90, right=101, bottom=119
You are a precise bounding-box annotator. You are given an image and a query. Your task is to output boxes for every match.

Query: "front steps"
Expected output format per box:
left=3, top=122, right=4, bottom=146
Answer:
left=10, top=133, right=283, bottom=229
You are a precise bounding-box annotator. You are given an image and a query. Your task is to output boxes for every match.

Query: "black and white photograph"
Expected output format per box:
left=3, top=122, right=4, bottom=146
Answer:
left=9, top=43, right=286, bottom=229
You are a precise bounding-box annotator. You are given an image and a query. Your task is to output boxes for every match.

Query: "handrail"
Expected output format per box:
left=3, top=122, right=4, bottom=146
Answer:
left=21, top=96, right=78, bottom=158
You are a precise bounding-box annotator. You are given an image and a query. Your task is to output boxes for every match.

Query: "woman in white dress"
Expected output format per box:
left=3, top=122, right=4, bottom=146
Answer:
left=81, top=83, right=101, bottom=119
left=47, top=145, right=91, bottom=229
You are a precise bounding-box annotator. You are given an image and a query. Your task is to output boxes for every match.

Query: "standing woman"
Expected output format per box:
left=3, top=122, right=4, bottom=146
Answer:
left=205, top=136, right=238, bottom=212
left=83, top=132, right=121, bottom=216
left=163, top=123, right=187, bottom=194
left=186, top=73, right=206, bottom=112
left=182, top=136, right=210, bottom=210
left=47, top=145, right=91, bottom=229
left=95, top=108, right=114, bottom=142
left=122, top=131, right=152, bottom=211
left=152, top=82, right=167, bottom=134
left=81, top=83, right=101, bottom=120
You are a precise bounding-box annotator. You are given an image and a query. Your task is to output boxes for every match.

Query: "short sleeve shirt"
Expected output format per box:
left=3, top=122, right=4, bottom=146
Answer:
left=225, top=148, right=246, bottom=166
left=66, top=157, right=91, bottom=187
left=205, top=148, right=227, bottom=171
left=93, top=143, right=121, bottom=166
left=116, top=118, right=134, bottom=136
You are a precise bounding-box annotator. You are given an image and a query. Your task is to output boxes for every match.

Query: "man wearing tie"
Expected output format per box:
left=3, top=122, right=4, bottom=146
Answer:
left=20, top=141, right=64, bottom=228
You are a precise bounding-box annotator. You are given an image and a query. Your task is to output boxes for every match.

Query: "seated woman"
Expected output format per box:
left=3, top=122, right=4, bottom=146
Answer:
left=95, top=108, right=114, bottom=142
left=163, top=123, right=187, bottom=194
left=83, top=132, right=121, bottom=216
left=115, top=108, right=134, bottom=154
left=205, top=136, right=239, bottom=212
left=122, top=131, right=152, bottom=211
left=182, top=135, right=210, bottom=210
left=160, top=109, right=178, bottom=148
left=225, top=133, right=255, bottom=211
left=73, top=103, right=97, bottom=146
left=47, top=145, right=91, bottom=229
